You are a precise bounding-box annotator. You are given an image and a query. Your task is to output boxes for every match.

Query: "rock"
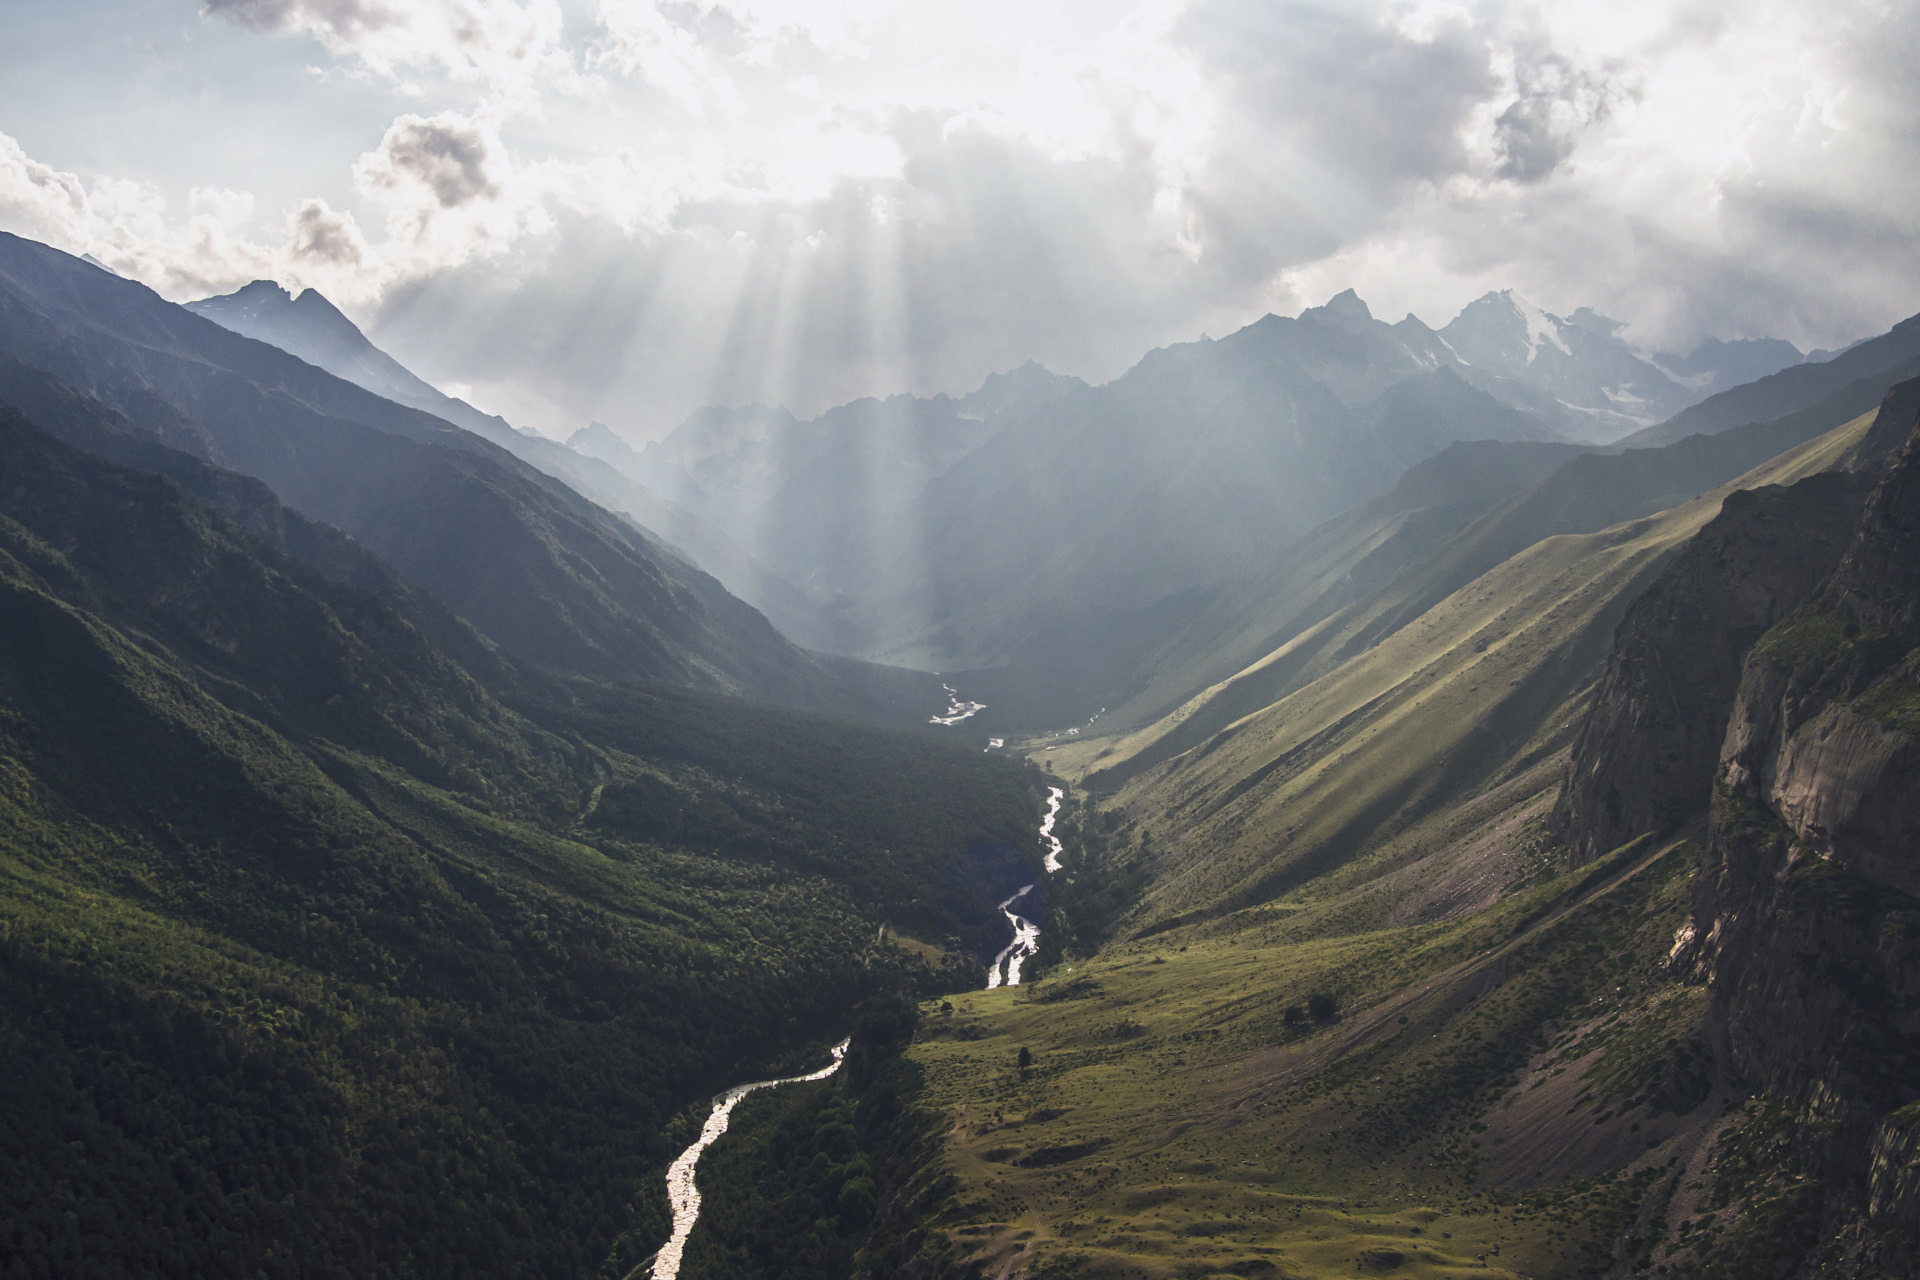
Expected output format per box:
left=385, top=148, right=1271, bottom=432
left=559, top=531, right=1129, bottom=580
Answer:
left=1556, top=470, right=1872, bottom=864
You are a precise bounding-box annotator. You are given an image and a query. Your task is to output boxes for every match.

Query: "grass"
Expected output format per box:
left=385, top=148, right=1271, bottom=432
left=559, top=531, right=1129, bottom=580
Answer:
left=872, top=411, right=1895, bottom=1279
left=900, top=836, right=1713, bottom=1279
left=1041, top=409, right=1878, bottom=935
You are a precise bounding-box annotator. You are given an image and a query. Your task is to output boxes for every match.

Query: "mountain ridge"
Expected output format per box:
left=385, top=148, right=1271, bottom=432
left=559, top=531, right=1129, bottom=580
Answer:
left=0, top=233, right=934, bottom=718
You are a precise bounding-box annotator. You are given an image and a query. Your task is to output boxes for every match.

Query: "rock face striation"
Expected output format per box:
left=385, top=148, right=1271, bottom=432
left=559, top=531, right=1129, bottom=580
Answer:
left=1556, top=470, right=1872, bottom=865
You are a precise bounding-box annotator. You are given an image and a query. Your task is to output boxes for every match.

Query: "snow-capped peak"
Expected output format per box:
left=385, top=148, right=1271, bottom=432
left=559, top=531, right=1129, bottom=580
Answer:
left=1506, top=291, right=1571, bottom=363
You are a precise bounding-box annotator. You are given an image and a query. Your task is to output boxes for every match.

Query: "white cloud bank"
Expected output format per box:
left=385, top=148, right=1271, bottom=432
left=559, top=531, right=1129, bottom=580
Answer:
left=2, top=0, right=1915, bottom=434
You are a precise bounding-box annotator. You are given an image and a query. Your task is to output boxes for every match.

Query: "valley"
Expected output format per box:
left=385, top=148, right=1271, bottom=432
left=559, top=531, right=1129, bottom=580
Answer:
left=0, top=229, right=1915, bottom=1280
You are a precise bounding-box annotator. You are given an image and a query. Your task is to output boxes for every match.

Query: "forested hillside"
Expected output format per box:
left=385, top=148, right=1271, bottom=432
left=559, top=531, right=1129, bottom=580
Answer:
left=0, top=405, right=1041, bottom=1279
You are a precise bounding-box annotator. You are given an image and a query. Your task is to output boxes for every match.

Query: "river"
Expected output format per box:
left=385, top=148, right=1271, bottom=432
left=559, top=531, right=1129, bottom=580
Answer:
left=1038, top=786, right=1064, bottom=872
left=983, top=885, right=1041, bottom=989
left=928, top=682, right=986, bottom=725
left=983, top=784, right=1070, bottom=989
left=648, top=1038, right=851, bottom=1280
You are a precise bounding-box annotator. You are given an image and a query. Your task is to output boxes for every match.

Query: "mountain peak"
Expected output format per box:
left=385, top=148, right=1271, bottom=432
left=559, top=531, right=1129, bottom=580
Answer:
left=1305, top=287, right=1375, bottom=329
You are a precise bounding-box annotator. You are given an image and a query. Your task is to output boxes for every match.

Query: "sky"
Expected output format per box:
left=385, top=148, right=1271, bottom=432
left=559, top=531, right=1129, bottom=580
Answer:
left=2, top=0, right=1916, bottom=438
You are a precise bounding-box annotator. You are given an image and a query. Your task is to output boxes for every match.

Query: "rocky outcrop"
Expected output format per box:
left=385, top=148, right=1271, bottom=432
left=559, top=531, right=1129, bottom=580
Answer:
left=1555, top=471, right=1872, bottom=864
left=1681, top=411, right=1920, bottom=1262
left=1848, top=372, right=1920, bottom=476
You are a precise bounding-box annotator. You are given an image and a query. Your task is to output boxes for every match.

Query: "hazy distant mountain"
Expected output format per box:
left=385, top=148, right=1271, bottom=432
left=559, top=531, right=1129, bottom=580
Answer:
left=1438, top=290, right=1755, bottom=439
left=1617, top=310, right=1920, bottom=449
left=1653, top=334, right=1805, bottom=395
left=0, top=233, right=934, bottom=715
left=185, top=280, right=830, bottom=647
left=610, top=285, right=1792, bottom=697
left=569, top=362, right=1088, bottom=654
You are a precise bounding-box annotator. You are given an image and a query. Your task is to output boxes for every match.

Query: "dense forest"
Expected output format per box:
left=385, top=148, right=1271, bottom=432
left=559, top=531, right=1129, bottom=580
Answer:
left=0, top=406, right=1042, bottom=1278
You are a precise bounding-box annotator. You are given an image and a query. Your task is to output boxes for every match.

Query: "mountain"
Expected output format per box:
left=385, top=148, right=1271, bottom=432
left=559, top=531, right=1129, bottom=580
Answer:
left=184, top=280, right=831, bottom=649
left=1553, top=471, right=1873, bottom=864
left=823, top=381, right=1914, bottom=1280
left=1438, top=291, right=1700, bottom=435
left=1654, top=334, right=1805, bottom=395
left=0, top=234, right=930, bottom=716
left=1078, top=378, right=1883, bottom=797
left=0, top=396, right=1043, bottom=1277
left=618, top=288, right=1801, bottom=714
left=855, top=294, right=1565, bottom=674
left=1676, top=402, right=1920, bottom=1272
left=578, top=362, right=1089, bottom=657
left=1618, top=309, right=1920, bottom=448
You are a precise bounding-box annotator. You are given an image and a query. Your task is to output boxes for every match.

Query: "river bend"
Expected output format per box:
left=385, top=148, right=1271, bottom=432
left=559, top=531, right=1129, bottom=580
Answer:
left=649, top=1038, right=851, bottom=1280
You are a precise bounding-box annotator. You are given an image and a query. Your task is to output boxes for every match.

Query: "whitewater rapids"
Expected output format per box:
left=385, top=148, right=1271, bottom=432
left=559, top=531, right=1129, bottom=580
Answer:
left=1038, top=786, right=1064, bottom=872
left=929, top=683, right=986, bottom=725
left=983, top=785, right=1071, bottom=988
left=984, top=885, right=1040, bottom=989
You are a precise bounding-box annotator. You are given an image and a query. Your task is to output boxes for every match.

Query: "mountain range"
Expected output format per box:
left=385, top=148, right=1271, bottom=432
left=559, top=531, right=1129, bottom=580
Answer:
left=577, top=288, right=1818, bottom=703
left=0, top=234, right=933, bottom=717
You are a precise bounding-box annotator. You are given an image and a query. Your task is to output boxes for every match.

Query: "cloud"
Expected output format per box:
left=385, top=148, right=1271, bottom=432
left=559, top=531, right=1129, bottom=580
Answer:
left=202, top=0, right=580, bottom=104
left=356, top=110, right=504, bottom=209
left=6, top=0, right=1918, bottom=436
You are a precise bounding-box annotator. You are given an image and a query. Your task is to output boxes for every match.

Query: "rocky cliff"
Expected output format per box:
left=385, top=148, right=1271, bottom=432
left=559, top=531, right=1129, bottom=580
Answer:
left=1555, top=471, right=1872, bottom=864
left=1680, top=401, right=1920, bottom=1270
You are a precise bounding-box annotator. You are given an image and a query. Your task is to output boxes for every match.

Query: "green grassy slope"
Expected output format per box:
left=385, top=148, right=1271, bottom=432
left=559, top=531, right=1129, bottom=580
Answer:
left=837, top=400, right=1905, bottom=1280
left=896, top=836, right=1720, bottom=1280
left=0, top=408, right=1040, bottom=1279
left=1096, top=440, right=1592, bottom=737
left=1081, top=397, right=1888, bottom=793
left=1056, top=409, right=1874, bottom=938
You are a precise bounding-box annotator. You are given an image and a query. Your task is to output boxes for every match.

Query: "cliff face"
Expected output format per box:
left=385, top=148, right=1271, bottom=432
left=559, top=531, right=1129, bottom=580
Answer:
left=1556, top=471, right=1871, bottom=865
left=1687, top=407, right=1920, bottom=1255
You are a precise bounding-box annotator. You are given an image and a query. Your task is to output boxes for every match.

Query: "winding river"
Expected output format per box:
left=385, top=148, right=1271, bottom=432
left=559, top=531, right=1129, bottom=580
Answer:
left=982, top=785, right=1071, bottom=989
left=649, top=1039, right=851, bottom=1280
left=1038, top=786, right=1065, bottom=872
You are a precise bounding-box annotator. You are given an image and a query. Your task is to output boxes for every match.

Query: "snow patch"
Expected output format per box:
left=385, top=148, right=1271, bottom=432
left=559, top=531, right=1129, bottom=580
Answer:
left=1509, top=292, right=1571, bottom=363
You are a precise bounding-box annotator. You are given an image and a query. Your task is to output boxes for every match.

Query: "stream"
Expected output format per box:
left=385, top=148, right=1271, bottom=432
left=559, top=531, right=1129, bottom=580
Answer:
left=928, top=683, right=986, bottom=725
left=1038, top=786, right=1064, bottom=872
left=648, top=1038, right=851, bottom=1280
left=984, top=885, right=1041, bottom=989
left=983, top=785, right=1070, bottom=989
